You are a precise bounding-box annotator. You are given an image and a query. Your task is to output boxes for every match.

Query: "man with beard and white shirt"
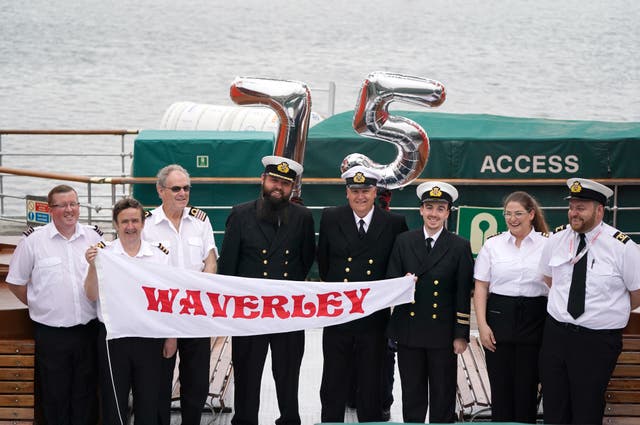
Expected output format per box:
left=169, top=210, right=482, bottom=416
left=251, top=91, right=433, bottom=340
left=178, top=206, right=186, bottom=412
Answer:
left=539, top=178, right=640, bottom=425
left=142, top=164, right=217, bottom=425
left=218, top=155, right=316, bottom=425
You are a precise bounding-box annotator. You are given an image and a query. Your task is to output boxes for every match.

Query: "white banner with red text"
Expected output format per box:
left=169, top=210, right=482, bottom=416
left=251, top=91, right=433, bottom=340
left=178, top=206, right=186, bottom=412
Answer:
left=95, top=249, right=415, bottom=340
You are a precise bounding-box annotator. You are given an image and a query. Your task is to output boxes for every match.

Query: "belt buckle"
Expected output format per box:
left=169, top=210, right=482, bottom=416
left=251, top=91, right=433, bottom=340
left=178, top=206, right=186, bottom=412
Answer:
left=568, top=322, right=581, bottom=332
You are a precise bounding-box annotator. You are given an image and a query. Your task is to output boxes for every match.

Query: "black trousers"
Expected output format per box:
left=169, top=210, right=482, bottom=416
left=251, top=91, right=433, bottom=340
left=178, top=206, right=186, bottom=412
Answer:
left=540, top=316, right=622, bottom=425
left=33, top=319, right=99, bottom=425
left=158, top=337, right=211, bottom=425
left=382, top=338, right=397, bottom=411
left=397, top=344, right=457, bottom=424
left=320, top=328, right=386, bottom=422
left=231, top=331, right=304, bottom=425
left=485, top=294, right=546, bottom=423
left=97, top=323, right=164, bottom=425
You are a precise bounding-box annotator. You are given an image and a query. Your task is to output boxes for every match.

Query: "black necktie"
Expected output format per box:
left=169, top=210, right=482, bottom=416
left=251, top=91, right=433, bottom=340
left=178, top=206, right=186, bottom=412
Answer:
left=568, top=233, right=587, bottom=319
left=358, top=219, right=366, bottom=239
left=425, top=237, right=433, bottom=254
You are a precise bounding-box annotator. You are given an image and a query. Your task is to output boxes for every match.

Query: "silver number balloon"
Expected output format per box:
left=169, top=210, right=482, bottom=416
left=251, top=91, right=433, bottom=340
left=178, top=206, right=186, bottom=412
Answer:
left=343, top=72, right=446, bottom=189
left=230, top=77, right=312, bottom=198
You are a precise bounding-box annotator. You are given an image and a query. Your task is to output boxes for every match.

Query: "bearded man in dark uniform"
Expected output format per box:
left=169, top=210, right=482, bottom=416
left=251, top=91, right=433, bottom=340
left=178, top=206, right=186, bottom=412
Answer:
left=386, top=181, right=473, bottom=424
left=317, top=166, right=408, bottom=422
left=217, top=155, right=316, bottom=425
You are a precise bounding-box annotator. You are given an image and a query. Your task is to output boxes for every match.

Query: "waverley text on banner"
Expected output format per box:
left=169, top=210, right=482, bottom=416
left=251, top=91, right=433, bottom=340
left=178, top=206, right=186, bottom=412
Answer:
left=95, top=249, right=415, bottom=340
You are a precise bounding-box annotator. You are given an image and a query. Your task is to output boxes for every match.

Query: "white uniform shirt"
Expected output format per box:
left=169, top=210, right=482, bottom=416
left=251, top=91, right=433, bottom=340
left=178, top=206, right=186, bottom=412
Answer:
left=142, top=206, right=217, bottom=271
left=96, top=239, right=169, bottom=322
left=352, top=207, right=374, bottom=233
left=540, top=222, right=640, bottom=329
left=6, top=222, right=103, bottom=327
left=422, top=226, right=444, bottom=247
left=474, top=230, right=549, bottom=297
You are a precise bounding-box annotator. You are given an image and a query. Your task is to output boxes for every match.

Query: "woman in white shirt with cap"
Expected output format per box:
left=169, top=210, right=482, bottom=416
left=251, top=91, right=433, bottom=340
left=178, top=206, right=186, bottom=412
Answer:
left=473, top=191, right=549, bottom=423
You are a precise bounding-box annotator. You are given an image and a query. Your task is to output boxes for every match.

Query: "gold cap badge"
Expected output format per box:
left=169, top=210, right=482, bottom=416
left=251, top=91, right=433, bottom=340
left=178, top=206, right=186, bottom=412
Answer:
left=277, top=162, right=290, bottom=174
left=570, top=181, right=582, bottom=193
left=353, top=172, right=366, bottom=183
left=429, top=186, right=442, bottom=197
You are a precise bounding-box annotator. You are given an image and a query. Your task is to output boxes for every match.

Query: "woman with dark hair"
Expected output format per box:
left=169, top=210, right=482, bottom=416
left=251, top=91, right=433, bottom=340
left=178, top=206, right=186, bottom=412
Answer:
left=473, top=191, right=549, bottom=423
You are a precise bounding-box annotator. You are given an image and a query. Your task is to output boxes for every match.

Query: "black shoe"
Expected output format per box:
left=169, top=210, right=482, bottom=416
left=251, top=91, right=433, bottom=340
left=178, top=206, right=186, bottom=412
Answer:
left=381, top=409, right=391, bottom=422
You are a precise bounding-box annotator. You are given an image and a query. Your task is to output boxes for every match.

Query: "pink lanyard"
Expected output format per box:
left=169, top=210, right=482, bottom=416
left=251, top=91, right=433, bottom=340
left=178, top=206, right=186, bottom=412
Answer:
left=568, top=228, right=603, bottom=265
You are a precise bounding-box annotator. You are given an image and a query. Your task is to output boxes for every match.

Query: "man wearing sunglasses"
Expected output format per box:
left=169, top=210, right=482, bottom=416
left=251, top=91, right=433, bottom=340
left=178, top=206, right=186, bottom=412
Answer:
left=142, top=164, right=218, bottom=425
left=218, top=155, right=316, bottom=425
left=6, top=184, right=104, bottom=425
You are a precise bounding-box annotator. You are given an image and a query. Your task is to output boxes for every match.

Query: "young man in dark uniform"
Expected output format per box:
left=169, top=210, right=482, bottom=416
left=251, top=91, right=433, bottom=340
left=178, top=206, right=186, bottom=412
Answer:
left=317, top=166, right=408, bottom=422
left=539, top=178, right=640, bottom=425
left=217, top=155, right=316, bottom=425
left=386, top=181, right=473, bottom=423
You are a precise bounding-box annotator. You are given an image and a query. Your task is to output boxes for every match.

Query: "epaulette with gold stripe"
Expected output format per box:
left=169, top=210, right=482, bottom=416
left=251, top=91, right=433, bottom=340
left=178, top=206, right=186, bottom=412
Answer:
left=554, top=224, right=568, bottom=233
left=189, top=207, right=207, bottom=222
left=456, top=312, right=471, bottom=326
left=144, top=210, right=152, bottom=218
left=613, top=231, right=631, bottom=244
left=96, top=241, right=106, bottom=249
left=92, top=225, right=103, bottom=236
left=157, top=243, right=169, bottom=255
left=486, top=232, right=503, bottom=240
left=22, top=226, right=35, bottom=237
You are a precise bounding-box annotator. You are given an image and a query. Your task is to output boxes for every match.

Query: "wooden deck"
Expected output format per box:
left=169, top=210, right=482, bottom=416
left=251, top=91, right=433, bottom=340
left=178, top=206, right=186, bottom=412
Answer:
left=604, top=316, right=640, bottom=425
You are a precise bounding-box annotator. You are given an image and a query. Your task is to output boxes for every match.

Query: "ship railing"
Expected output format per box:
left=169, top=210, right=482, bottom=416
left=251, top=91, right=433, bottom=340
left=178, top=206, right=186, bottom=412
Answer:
left=0, top=164, right=639, bottom=238
left=0, top=129, right=138, bottom=223
left=1, top=129, right=639, bottom=237
left=310, top=81, right=336, bottom=117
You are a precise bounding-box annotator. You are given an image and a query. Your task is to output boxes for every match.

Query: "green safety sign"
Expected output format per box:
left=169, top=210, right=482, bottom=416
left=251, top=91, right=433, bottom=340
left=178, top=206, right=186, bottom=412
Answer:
left=456, top=206, right=507, bottom=257
left=196, top=155, right=209, bottom=168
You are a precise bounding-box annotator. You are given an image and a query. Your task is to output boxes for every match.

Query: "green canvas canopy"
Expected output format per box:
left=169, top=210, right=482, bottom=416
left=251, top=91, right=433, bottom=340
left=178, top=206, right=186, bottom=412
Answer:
left=305, top=111, right=640, bottom=179
left=132, top=112, right=640, bottom=249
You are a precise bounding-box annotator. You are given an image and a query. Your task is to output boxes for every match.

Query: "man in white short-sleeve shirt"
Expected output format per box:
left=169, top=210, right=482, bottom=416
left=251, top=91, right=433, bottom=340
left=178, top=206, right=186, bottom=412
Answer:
left=6, top=184, right=103, bottom=424
left=142, top=164, right=217, bottom=425
left=538, top=178, right=640, bottom=425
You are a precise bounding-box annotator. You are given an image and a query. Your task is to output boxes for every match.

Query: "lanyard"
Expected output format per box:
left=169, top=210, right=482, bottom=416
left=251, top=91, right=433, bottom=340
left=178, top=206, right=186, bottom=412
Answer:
left=568, top=228, right=602, bottom=265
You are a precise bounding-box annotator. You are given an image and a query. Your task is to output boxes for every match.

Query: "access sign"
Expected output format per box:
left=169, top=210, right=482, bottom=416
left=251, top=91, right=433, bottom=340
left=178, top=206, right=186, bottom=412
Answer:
left=456, top=206, right=507, bottom=257
left=26, top=196, right=51, bottom=226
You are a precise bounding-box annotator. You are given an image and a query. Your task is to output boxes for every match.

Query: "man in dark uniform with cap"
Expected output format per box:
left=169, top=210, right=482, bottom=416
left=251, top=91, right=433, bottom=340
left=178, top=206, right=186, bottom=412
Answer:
left=217, top=155, right=316, bottom=425
left=386, top=181, right=473, bottom=424
left=539, top=178, right=640, bottom=425
left=317, top=166, right=408, bottom=422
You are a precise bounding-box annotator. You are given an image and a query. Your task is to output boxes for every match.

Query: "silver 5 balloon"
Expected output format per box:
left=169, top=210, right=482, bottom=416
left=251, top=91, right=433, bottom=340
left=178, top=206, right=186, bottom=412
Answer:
left=344, top=71, right=446, bottom=189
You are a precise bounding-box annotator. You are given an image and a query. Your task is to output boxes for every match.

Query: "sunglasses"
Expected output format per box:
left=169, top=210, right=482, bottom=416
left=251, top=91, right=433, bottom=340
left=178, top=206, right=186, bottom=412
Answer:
left=163, top=185, right=191, bottom=193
